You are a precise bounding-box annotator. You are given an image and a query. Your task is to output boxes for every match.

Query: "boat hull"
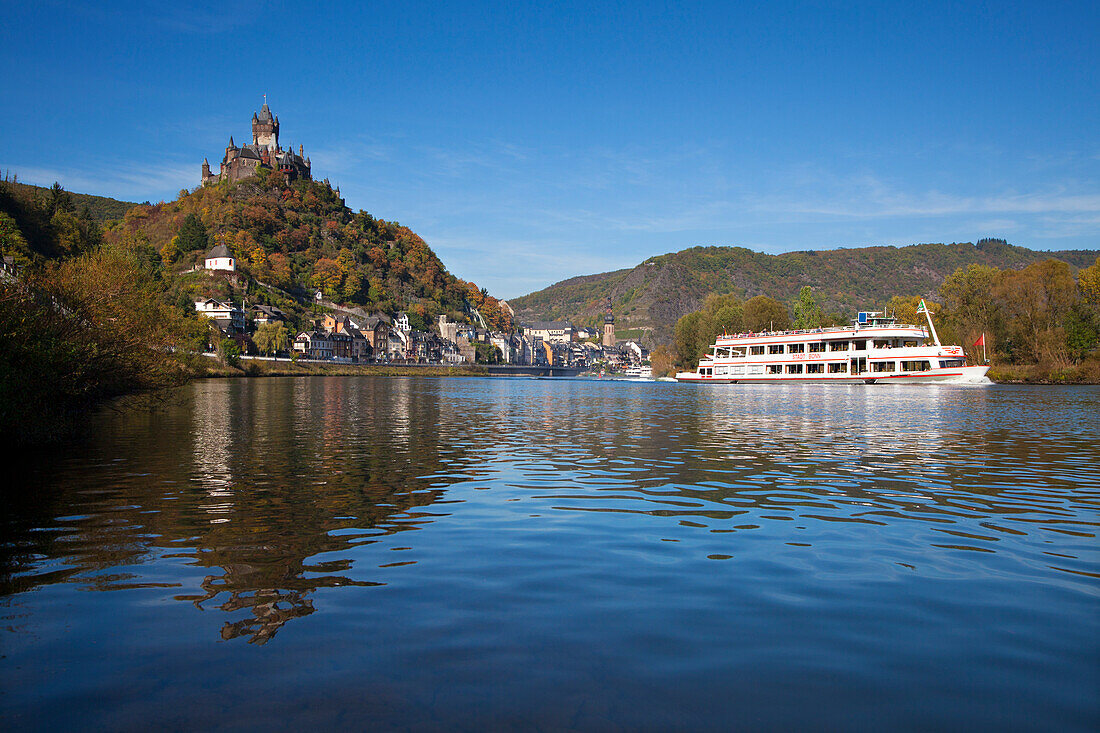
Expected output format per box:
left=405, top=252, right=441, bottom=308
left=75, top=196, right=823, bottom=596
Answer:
left=675, top=365, right=990, bottom=385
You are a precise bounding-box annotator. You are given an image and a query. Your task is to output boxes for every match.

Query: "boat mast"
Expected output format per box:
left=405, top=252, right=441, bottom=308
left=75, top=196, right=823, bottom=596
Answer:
left=918, top=299, right=941, bottom=346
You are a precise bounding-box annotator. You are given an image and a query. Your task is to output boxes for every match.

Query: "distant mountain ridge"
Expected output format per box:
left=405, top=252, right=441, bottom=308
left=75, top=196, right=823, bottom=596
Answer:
left=510, top=240, right=1100, bottom=344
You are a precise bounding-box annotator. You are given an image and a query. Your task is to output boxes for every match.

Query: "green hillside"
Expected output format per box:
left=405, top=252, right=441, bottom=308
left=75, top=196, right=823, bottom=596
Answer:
left=511, top=240, right=1099, bottom=344
left=3, top=178, right=136, bottom=222
left=108, top=171, right=511, bottom=332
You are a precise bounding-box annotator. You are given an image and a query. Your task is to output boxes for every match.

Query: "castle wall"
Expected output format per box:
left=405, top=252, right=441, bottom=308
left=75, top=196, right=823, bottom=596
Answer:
left=202, top=107, right=310, bottom=186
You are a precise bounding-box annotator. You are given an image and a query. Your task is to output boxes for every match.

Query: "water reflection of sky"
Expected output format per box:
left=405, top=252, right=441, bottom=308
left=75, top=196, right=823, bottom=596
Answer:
left=1, top=379, right=1098, bottom=729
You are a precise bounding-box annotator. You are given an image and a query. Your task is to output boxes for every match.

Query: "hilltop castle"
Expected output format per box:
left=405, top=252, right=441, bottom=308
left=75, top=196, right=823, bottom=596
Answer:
left=202, top=102, right=312, bottom=186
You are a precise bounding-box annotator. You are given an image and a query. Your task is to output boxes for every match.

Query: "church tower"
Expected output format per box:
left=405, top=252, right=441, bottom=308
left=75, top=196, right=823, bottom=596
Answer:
left=252, top=102, right=279, bottom=150
left=602, top=296, right=616, bottom=347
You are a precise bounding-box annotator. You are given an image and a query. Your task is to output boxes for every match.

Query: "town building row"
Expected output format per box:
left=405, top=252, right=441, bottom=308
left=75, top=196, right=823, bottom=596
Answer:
left=194, top=299, right=649, bottom=370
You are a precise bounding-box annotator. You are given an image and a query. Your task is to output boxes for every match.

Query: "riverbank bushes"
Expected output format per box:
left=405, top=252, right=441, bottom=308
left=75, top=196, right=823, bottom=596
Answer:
left=0, top=241, right=203, bottom=444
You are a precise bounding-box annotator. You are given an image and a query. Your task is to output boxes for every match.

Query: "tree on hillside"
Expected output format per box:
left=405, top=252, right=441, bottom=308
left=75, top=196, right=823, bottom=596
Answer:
left=994, top=259, right=1076, bottom=366
left=254, top=322, right=290, bottom=359
left=45, top=182, right=74, bottom=217
left=674, top=311, right=706, bottom=369
left=649, top=344, right=676, bottom=377
left=939, top=263, right=1001, bottom=351
left=792, top=286, right=823, bottom=329
left=671, top=293, right=747, bottom=368
left=707, top=293, right=743, bottom=335
left=176, top=213, right=210, bottom=252
left=743, top=296, right=789, bottom=332
left=1066, top=256, right=1100, bottom=361
left=1076, top=256, right=1100, bottom=306
left=886, top=295, right=942, bottom=329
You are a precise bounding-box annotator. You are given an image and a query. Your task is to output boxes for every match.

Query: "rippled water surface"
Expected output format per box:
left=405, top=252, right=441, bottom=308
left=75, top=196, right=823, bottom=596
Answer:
left=2, top=377, right=1098, bottom=730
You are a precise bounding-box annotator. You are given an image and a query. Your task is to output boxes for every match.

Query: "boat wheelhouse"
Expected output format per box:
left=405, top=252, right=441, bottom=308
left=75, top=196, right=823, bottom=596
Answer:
left=675, top=307, right=989, bottom=385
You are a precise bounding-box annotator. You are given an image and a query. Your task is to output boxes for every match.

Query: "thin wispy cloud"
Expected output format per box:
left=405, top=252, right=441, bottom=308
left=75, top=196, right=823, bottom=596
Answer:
left=11, top=161, right=197, bottom=202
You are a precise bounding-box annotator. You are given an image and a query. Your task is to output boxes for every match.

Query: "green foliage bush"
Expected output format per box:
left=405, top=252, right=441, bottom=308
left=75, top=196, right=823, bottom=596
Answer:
left=0, top=241, right=197, bottom=444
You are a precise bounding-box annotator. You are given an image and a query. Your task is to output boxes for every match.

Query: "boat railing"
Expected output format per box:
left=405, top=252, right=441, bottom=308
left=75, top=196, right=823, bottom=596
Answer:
left=716, top=324, right=928, bottom=340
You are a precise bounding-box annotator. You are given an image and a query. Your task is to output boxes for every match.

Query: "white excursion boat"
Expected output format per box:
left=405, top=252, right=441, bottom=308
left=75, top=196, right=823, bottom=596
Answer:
left=675, top=302, right=989, bottom=385
left=623, top=365, right=654, bottom=379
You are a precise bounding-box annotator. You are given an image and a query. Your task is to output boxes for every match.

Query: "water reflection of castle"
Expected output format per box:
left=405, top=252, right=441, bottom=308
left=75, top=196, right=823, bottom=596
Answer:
left=184, top=379, right=453, bottom=644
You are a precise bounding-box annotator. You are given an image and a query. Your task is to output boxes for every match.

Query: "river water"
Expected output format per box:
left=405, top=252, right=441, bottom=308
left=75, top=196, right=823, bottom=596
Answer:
left=2, top=377, right=1097, bottom=730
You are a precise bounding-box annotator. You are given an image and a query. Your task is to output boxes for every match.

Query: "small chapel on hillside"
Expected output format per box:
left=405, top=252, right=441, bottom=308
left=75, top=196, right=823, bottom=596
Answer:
left=202, top=101, right=312, bottom=186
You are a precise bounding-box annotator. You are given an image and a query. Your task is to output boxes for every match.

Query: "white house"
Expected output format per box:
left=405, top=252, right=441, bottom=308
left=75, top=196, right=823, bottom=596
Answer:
left=293, top=331, right=334, bottom=360
left=204, top=243, right=236, bottom=272
left=194, top=298, right=246, bottom=332
left=523, top=321, right=574, bottom=343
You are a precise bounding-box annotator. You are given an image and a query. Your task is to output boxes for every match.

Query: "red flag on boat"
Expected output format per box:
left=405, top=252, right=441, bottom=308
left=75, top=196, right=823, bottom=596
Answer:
left=973, top=334, right=985, bottom=347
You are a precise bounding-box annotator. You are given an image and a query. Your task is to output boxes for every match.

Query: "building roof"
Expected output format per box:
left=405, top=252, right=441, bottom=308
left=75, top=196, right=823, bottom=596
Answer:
left=523, top=321, right=573, bottom=331
left=252, top=305, right=286, bottom=318
left=257, top=103, right=273, bottom=122
left=206, top=243, right=231, bottom=259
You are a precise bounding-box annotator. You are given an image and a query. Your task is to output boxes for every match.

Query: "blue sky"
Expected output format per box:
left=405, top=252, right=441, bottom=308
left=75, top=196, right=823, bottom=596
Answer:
left=2, top=1, right=1097, bottom=298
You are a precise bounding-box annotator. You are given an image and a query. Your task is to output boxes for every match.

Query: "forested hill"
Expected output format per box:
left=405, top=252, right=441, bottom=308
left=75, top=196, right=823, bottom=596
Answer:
left=511, top=241, right=1099, bottom=343
left=107, top=171, right=510, bottom=331
left=3, top=178, right=136, bottom=222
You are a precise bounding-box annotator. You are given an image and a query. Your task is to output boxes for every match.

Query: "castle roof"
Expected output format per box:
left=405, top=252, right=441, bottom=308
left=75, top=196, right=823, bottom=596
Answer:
left=257, top=103, right=273, bottom=122
left=206, top=243, right=231, bottom=259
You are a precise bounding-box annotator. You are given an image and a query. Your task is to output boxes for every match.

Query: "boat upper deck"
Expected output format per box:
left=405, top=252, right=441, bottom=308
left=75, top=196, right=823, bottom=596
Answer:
left=715, top=322, right=929, bottom=347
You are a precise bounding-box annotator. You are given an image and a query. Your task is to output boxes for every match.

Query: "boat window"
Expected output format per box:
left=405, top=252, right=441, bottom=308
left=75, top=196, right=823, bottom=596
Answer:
left=716, top=365, right=728, bottom=375
left=788, top=343, right=805, bottom=353
left=767, top=364, right=782, bottom=374
left=828, top=362, right=846, bottom=373
left=901, top=360, right=931, bottom=372
left=873, top=340, right=891, bottom=349
left=786, top=364, right=803, bottom=374
left=903, top=340, right=919, bottom=348
left=809, top=342, right=826, bottom=353
left=829, top=341, right=849, bottom=351
left=853, top=340, right=866, bottom=350
left=940, top=359, right=965, bottom=368
left=768, top=344, right=784, bottom=354
left=731, top=366, right=745, bottom=375
left=750, top=345, right=765, bottom=355
left=872, top=361, right=895, bottom=373
left=748, top=365, right=764, bottom=374
left=807, top=363, right=824, bottom=374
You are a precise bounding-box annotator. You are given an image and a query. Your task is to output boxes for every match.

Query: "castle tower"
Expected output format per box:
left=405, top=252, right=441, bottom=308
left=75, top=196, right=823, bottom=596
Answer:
left=201, top=158, right=211, bottom=181
left=602, top=296, right=616, bottom=347
left=252, top=102, right=279, bottom=149
left=203, top=103, right=311, bottom=186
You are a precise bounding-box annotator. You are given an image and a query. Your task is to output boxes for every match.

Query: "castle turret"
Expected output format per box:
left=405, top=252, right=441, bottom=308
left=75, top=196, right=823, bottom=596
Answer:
left=202, top=158, right=212, bottom=182
left=225, top=136, right=239, bottom=164
left=252, top=102, right=279, bottom=149
left=204, top=103, right=311, bottom=185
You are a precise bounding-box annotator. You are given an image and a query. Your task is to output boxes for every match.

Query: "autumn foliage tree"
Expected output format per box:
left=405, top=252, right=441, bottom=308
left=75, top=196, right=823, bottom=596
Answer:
left=105, top=175, right=480, bottom=330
